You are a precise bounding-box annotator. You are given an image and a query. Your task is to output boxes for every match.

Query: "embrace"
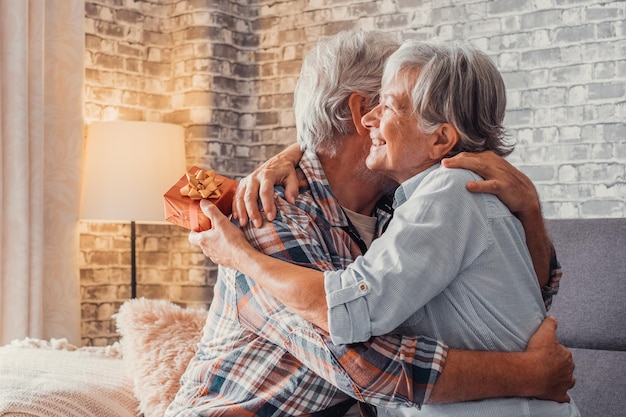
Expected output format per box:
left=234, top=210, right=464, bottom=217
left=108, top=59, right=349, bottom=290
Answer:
left=168, top=31, right=578, bottom=417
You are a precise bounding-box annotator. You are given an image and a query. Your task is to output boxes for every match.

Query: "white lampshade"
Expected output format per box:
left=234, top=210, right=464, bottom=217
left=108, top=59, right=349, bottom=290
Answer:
left=80, top=121, right=186, bottom=222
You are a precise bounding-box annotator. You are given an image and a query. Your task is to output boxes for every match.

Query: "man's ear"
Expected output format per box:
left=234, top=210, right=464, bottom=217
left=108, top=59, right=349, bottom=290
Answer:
left=348, top=93, right=369, bottom=137
left=429, top=123, right=459, bottom=160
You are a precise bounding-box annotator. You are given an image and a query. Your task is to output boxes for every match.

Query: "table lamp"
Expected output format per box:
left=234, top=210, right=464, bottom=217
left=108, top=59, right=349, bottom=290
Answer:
left=80, top=121, right=186, bottom=298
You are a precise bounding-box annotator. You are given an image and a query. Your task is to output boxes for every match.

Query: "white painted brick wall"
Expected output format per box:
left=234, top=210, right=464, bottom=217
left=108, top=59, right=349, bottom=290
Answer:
left=261, top=0, right=626, bottom=219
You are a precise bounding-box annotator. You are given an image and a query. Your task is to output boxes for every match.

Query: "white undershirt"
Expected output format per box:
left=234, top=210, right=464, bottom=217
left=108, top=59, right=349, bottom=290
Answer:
left=343, top=207, right=378, bottom=249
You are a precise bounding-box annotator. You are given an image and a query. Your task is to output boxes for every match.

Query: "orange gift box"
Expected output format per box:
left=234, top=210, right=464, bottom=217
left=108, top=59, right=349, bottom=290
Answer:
left=164, top=166, right=238, bottom=232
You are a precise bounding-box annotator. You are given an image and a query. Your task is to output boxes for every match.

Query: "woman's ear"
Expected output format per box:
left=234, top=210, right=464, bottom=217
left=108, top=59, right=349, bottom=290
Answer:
left=348, top=93, right=369, bottom=137
left=429, top=123, right=459, bottom=160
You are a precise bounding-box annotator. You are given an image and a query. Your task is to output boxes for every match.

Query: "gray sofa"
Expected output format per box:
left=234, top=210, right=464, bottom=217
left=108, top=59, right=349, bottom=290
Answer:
left=545, top=218, right=626, bottom=417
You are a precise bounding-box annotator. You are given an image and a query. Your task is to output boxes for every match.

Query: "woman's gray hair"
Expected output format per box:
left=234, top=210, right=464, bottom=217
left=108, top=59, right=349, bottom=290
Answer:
left=294, top=30, right=400, bottom=156
left=383, top=40, right=514, bottom=157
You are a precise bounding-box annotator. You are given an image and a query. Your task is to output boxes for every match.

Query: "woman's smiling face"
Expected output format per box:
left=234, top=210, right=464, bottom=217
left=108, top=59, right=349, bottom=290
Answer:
left=361, top=71, right=440, bottom=184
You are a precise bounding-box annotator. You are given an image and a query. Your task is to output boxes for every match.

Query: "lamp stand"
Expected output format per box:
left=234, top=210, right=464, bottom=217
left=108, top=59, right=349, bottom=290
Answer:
left=131, top=220, right=137, bottom=298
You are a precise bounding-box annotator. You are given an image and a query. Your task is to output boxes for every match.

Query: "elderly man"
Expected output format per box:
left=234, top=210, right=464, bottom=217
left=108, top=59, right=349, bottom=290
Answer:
left=168, top=31, right=572, bottom=417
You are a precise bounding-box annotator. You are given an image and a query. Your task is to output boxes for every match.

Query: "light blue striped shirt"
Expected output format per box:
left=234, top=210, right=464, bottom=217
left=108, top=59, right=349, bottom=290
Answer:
left=324, top=164, right=579, bottom=417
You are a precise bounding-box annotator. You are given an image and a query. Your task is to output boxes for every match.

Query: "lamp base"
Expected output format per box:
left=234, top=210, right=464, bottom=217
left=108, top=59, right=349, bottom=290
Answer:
left=131, top=220, right=137, bottom=299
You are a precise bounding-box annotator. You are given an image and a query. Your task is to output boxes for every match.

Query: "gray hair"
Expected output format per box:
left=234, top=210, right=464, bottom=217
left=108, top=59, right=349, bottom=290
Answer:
left=382, top=40, right=513, bottom=157
left=294, top=30, right=400, bottom=156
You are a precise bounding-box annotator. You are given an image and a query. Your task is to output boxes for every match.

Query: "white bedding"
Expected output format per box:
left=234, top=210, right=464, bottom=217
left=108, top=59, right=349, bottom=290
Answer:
left=0, top=338, right=139, bottom=417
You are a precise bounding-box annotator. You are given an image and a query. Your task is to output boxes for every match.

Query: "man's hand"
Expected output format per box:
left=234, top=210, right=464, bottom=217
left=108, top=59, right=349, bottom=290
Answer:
left=525, top=316, right=576, bottom=402
left=442, top=151, right=540, bottom=216
left=189, top=201, right=254, bottom=269
left=427, top=316, right=575, bottom=404
left=232, top=143, right=302, bottom=228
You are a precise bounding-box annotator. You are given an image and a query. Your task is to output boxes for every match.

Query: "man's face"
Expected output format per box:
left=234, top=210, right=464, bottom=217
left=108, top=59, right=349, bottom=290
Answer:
left=362, top=72, right=437, bottom=184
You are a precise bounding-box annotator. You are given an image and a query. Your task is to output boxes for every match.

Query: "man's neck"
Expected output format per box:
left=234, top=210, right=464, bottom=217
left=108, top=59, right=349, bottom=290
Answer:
left=319, top=153, right=383, bottom=216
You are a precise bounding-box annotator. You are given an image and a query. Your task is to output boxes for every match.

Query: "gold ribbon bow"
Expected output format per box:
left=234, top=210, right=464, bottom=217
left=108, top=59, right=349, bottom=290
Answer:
left=180, top=169, right=224, bottom=200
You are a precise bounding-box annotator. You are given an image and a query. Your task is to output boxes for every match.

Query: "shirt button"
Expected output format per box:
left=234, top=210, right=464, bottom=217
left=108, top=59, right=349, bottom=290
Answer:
left=358, top=283, right=367, bottom=292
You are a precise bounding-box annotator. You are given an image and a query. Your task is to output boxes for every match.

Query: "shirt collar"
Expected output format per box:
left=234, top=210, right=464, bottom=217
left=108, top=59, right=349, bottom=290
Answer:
left=298, top=150, right=394, bottom=232
left=298, top=149, right=350, bottom=228
left=393, top=163, right=440, bottom=208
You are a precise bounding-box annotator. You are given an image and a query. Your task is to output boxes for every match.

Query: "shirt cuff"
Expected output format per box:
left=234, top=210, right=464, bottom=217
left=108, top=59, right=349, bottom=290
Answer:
left=324, top=269, right=372, bottom=345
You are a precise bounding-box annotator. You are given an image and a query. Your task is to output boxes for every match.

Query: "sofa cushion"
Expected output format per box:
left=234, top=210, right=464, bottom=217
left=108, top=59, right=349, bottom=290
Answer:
left=568, top=347, right=626, bottom=417
left=545, top=218, right=626, bottom=351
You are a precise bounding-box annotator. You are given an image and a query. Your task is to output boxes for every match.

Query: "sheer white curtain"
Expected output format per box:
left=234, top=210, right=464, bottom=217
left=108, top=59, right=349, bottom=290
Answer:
left=0, top=0, right=83, bottom=345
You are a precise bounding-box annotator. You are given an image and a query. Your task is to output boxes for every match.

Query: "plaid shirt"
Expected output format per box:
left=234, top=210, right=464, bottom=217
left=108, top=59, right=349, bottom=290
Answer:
left=166, top=151, right=562, bottom=417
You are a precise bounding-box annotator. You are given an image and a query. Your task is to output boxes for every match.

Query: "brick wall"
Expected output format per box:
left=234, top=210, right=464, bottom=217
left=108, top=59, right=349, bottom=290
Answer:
left=79, top=221, right=215, bottom=345
left=81, top=0, right=625, bottom=345
left=249, top=0, right=626, bottom=218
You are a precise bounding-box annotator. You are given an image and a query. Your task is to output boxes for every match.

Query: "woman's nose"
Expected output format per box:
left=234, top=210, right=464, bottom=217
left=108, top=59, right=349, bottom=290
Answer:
left=362, top=105, right=380, bottom=128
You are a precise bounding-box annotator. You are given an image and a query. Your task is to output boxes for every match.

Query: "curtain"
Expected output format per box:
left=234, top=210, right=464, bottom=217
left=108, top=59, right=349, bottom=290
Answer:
left=0, top=0, right=83, bottom=345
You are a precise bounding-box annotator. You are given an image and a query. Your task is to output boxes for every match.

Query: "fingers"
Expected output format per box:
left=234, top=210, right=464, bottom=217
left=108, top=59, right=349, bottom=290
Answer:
left=231, top=151, right=301, bottom=228
left=188, top=222, right=213, bottom=258
left=443, top=151, right=512, bottom=180
left=558, top=393, right=572, bottom=403
left=243, top=182, right=264, bottom=228
left=527, top=315, right=574, bottom=404
left=545, top=315, right=558, bottom=329
left=442, top=152, right=499, bottom=196
left=188, top=230, right=202, bottom=246
left=283, top=174, right=299, bottom=204
left=444, top=151, right=540, bottom=215
left=200, top=199, right=215, bottom=219
left=259, top=178, right=277, bottom=222
left=442, top=152, right=489, bottom=172
left=559, top=345, right=576, bottom=403
left=527, top=315, right=559, bottom=352
left=232, top=171, right=277, bottom=228
left=538, top=316, right=559, bottom=343
left=541, top=315, right=558, bottom=332
left=540, top=315, right=558, bottom=342
left=233, top=180, right=251, bottom=227
left=201, top=199, right=227, bottom=226
left=233, top=175, right=265, bottom=228
left=464, top=179, right=500, bottom=195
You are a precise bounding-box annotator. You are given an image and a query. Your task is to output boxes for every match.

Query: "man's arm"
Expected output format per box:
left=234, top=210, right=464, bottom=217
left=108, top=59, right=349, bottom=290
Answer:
left=429, top=316, right=574, bottom=404
left=197, top=200, right=330, bottom=330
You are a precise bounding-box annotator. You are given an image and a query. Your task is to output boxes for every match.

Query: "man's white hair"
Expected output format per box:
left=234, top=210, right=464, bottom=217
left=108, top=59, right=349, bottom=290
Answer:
left=294, top=30, right=400, bottom=156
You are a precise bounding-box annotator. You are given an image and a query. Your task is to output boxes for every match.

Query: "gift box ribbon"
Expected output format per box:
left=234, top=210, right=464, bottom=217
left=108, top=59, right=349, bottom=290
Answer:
left=180, top=168, right=224, bottom=200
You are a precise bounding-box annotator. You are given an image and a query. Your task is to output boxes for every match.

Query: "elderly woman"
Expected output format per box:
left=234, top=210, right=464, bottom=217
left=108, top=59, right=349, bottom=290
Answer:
left=193, top=40, right=579, bottom=417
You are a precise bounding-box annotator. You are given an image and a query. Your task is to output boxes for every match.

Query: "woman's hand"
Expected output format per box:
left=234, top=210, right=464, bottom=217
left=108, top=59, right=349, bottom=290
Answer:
left=189, top=200, right=254, bottom=270
left=442, top=151, right=539, bottom=216
left=232, top=143, right=303, bottom=228
left=442, top=151, right=552, bottom=288
left=442, top=151, right=551, bottom=286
